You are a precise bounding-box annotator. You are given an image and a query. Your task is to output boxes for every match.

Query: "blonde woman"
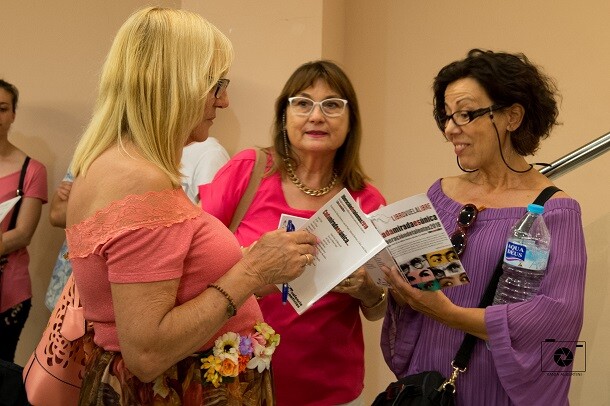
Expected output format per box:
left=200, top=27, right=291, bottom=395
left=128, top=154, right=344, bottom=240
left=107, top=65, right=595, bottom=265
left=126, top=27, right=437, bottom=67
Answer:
left=66, top=7, right=316, bottom=404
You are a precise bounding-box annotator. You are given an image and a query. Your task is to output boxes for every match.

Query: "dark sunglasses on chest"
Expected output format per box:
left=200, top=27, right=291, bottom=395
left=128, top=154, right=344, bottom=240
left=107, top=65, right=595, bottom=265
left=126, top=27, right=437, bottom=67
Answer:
left=450, top=204, right=480, bottom=256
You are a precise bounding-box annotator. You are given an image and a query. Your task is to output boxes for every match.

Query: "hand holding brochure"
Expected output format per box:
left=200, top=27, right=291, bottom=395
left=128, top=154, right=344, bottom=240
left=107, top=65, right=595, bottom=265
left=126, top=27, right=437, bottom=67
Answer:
left=0, top=196, right=21, bottom=223
left=277, top=189, right=388, bottom=315
left=364, top=193, right=469, bottom=291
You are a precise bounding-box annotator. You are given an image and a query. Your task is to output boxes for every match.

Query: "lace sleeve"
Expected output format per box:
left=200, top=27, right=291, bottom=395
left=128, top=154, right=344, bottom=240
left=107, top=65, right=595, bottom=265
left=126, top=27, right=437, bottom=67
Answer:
left=67, top=189, right=200, bottom=258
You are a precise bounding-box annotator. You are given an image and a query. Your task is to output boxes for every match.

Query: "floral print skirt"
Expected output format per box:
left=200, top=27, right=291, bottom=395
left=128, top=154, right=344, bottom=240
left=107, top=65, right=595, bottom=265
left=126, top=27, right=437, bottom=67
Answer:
left=78, top=346, right=275, bottom=405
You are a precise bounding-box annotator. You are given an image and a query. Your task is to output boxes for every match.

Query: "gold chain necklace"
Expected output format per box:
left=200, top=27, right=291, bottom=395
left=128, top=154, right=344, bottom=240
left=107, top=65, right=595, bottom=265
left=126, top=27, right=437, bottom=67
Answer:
left=284, top=160, right=338, bottom=197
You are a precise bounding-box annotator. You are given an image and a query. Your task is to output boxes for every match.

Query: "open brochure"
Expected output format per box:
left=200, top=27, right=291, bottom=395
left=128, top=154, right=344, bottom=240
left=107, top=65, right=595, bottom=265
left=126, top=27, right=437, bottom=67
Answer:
left=0, top=196, right=21, bottom=223
left=277, top=189, right=388, bottom=315
left=364, top=193, right=469, bottom=291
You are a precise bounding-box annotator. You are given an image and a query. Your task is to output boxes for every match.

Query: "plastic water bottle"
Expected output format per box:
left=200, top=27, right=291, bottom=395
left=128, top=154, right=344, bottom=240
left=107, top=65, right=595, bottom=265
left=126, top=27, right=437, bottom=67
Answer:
left=493, top=204, right=551, bottom=304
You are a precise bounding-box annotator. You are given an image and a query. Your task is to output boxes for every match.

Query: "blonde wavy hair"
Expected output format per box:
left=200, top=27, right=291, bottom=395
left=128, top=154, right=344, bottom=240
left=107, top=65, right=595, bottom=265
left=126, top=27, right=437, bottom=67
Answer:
left=70, top=7, right=233, bottom=186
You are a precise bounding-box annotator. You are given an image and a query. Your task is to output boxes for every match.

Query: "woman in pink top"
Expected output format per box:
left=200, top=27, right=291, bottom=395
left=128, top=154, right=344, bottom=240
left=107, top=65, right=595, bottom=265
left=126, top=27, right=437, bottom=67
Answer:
left=65, top=8, right=316, bottom=405
left=200, top=60, right=387, bottom=406
left=0, top=79, right=48, bottom=363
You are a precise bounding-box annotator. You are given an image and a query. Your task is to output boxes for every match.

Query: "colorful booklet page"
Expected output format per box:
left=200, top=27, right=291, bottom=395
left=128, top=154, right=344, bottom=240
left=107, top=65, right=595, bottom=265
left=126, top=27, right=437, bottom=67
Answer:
left=365, top=193, right=469, bottom=291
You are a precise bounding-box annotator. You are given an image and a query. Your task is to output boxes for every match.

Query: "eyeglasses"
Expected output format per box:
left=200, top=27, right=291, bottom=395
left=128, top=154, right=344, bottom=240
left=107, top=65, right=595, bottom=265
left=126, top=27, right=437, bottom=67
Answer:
left=450, top=204, right=479, bottom=256
left=435, top=104, right=504, bottom=131
left=214, top=79, right=230, bottom=98
left=288, top=97, right=348, bottom=117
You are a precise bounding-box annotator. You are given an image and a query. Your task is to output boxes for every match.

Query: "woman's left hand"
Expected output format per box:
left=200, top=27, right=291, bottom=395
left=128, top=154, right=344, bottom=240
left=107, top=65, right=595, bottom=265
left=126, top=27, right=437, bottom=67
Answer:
left=382, top=265, right=488, bottom=339
left=332, top=267, right=383, bottom=304
left=381, top=265, right=454, bottom=322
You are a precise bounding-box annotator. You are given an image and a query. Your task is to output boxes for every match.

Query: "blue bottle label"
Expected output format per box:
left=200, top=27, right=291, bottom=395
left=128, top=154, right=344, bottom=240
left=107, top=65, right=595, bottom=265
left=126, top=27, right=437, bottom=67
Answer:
left=505, top=241, right=526, bottom=262
left=504, top=241, right=549, bottom=271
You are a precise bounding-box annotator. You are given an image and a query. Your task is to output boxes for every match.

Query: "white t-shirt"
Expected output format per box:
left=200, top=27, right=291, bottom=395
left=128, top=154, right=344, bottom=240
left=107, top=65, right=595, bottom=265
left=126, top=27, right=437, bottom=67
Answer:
left=181, top=137, right=230, bottom=203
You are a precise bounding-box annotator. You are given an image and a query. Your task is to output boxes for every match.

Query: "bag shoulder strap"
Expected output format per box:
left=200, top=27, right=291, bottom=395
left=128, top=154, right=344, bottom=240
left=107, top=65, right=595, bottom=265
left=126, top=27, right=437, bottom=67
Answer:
left=7, top=156, right=30, bottom=231
left=228, top=148, right=267, bottom=233
left=533, top=185, right=562, bottom=206
left=452, top=185, right=562, bottom=369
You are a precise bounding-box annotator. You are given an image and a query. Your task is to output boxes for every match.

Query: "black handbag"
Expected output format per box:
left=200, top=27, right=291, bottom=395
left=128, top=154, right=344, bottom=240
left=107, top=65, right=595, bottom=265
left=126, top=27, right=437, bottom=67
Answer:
left=372, top=186, right=561, bottom=406
left=0, top=359, right=29, bottom=406
left=371, top=370, right=454, bottom=406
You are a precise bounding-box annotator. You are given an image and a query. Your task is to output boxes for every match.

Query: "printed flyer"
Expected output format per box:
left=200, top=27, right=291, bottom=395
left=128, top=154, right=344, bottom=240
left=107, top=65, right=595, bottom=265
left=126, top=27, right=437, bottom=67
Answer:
left=277, top=189, right=388, bottom=314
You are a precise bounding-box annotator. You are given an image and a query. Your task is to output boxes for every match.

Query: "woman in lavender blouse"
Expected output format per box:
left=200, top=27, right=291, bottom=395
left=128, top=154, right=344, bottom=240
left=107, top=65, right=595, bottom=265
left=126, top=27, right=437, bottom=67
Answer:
left=381, top=49, right=586, bottom=405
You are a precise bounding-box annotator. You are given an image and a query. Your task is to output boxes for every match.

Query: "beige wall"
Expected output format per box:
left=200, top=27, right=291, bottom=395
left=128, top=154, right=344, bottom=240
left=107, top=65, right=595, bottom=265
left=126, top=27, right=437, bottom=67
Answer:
left=3, top=1, right=608, bottom=404
left=182, top=0, right=326, bottom=154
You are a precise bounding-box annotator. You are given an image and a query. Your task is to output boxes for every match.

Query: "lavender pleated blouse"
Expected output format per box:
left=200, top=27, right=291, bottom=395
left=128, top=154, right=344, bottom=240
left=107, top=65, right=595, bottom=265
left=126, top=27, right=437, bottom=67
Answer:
left=381, top=179, right=586, bottom=406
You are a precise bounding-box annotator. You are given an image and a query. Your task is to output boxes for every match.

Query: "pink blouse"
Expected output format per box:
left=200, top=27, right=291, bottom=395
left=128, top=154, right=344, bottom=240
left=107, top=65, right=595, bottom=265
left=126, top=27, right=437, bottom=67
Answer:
left=66, top=188, right=263, bottom=351
left=0, top=158, right=47, bottom=312
left=200, top=149, right=387, bottom=405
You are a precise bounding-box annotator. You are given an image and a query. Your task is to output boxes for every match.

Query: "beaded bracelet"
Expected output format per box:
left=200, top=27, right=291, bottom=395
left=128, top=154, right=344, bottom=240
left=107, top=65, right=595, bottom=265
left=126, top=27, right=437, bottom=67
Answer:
left=360, top=290, right=386, bottom=309
left=208, top=284, right=238, bottom=318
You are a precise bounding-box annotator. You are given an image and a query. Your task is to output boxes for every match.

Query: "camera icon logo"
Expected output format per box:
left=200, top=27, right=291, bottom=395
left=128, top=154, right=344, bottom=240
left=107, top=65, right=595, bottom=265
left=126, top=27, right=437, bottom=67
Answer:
left=552, top=347, right=574, bottom=367
left=541, top=339, right=586, bottom=373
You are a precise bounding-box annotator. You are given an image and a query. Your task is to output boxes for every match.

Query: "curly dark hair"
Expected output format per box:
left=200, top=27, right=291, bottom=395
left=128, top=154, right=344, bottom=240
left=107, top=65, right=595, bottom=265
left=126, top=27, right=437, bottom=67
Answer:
left=0, top=79, right=19, bottom=112
left=432, top=49, right=560, bottom=156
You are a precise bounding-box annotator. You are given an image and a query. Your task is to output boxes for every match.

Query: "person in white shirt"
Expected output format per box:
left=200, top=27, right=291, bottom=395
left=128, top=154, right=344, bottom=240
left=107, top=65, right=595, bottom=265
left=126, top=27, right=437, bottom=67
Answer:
left=181, top=136, right=229, bottom=203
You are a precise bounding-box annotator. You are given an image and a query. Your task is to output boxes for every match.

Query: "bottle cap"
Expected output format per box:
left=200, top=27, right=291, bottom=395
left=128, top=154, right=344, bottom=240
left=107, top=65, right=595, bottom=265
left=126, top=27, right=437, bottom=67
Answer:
left=527, top=203, right=544, bottom=214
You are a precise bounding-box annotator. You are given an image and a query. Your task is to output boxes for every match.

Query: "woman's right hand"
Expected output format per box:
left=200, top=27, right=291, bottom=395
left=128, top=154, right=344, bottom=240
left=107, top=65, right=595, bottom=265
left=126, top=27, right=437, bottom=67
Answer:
left=241, top=229, right=317, bottom=286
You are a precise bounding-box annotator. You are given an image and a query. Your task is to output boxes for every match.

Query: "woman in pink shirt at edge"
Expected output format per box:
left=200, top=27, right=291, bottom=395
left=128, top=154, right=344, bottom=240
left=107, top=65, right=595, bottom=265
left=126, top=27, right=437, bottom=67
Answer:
left=200, top=60, right=387, bottom=406
left=0, top=79, right=48, bottom=363
left=65, top=7, right=316, bottom=405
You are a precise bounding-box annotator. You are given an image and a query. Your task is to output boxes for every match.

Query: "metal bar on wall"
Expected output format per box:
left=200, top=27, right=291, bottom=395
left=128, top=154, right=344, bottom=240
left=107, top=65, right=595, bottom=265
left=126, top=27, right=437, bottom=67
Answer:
left=539, top=131, right=610, bottom=180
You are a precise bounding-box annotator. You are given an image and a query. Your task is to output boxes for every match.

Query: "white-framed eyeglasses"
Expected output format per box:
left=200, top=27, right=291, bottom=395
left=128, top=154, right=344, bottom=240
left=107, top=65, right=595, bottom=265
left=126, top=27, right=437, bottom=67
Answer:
left=288, top=96, right=348, bottom=117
